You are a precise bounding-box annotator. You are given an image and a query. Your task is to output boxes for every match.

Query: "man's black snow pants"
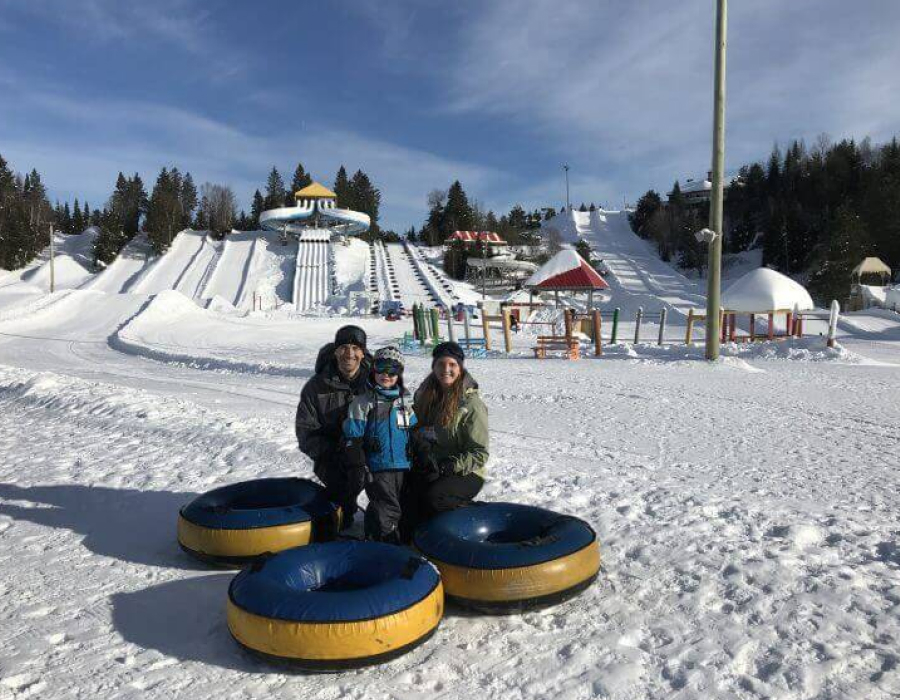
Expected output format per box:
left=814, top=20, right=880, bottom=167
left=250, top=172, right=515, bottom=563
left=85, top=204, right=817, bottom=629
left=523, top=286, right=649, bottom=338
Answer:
left=314, top=459, right=366, bottom=530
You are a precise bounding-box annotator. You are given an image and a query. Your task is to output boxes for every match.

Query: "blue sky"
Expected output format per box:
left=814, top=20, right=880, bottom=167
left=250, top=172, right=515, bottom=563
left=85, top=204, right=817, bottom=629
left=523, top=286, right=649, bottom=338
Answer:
left=1, top=0, right=899, bottom=232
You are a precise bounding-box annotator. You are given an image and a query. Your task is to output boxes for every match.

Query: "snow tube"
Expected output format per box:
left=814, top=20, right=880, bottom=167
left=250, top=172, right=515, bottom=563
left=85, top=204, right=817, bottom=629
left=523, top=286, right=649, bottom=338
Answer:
left=177, top=477, right=341, bottom=566
left=227, top=541, right=444, bottom=669
left=414, top=502, right=600, bottom=612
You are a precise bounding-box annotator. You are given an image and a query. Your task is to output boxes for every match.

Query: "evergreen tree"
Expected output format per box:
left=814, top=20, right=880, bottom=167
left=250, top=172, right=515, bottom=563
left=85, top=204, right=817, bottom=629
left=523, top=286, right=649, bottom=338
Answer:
left=629, top=190, right=663, bottom=239
left=250, top=189, right=265, bottom=229
left=180, top=172, right=198, bottom=228
left=83, top=201, right=91, bottom=228
left=61, top=202, right=73, bottom=234
left=808, top=205, right=870, bottom=304
left=144, top=167, right=184, bottom=252
left=0, top=156, right=51, bottom=269
left=72, top=197, right=84, bottom=233
left=350, top=169, right=381, bottom=239
left=264, top=167, right=286, bottom=211
left=289, top=162, right=312, bottom=205
left=441, top=181, right=473, bottom=240
left=333, top=165, right=352, bottom=209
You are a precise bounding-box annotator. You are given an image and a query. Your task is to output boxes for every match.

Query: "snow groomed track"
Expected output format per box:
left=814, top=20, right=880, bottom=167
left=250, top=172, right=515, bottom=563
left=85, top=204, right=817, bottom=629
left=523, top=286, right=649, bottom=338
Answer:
left=293, top=231, right=332, bottom=311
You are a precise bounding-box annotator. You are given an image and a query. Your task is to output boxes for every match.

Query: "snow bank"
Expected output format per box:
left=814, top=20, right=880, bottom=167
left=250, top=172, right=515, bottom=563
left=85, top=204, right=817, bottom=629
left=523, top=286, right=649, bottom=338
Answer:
left=723, top=268, right=814, bottom=312
left=21, top=255, right=94, bottom=291
left=883, top=285, right=900, bottom=310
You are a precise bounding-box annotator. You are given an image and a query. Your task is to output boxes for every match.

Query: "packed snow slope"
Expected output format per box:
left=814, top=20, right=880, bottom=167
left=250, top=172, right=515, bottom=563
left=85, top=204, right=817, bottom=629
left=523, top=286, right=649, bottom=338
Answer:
left=1, top=277, right=900, bottom=699
left=542, top=209, right=707, bottom=316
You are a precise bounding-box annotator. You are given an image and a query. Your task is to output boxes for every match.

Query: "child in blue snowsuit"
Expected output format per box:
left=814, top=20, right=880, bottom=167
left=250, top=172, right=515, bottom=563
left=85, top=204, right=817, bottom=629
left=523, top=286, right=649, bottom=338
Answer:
left=342, top=346, right=416, bottom=543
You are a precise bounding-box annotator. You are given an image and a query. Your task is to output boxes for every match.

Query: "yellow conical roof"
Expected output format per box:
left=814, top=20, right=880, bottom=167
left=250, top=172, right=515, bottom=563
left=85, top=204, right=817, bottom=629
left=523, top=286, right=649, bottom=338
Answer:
left=295, top=181, right=336, bottom=199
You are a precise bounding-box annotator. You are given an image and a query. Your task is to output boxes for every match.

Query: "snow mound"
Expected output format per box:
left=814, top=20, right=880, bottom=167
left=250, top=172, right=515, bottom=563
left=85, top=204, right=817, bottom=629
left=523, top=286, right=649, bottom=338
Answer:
left=884, top=285, right=900, bottom=310
left=20, top=256, right=94, bottom=291
left=723, top=268, right=813, bottom=312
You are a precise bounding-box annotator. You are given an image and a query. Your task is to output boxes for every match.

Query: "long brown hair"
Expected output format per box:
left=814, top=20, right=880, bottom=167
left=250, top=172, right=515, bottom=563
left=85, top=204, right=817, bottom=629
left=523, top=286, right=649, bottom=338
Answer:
left=417, top=370, right=466, bottom=428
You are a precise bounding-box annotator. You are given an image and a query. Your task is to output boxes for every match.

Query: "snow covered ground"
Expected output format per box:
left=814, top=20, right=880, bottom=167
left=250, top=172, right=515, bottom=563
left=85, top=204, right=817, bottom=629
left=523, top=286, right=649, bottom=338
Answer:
left=1, top=218, right=900, bottom=699
left=1, top=281, right=900, bottom=699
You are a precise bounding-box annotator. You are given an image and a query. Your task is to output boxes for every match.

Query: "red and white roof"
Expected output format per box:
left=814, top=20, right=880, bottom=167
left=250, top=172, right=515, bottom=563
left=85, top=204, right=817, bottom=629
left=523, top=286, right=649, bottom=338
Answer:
left=525, top=249, right=609, bottom=291
left=447, top=231, right=507, bottom=244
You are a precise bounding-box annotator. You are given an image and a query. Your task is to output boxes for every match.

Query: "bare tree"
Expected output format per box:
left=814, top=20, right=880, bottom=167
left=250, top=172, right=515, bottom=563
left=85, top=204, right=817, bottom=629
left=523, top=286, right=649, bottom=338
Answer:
left=199, top=183, right=237, bottom=235
left=427, top=188, right=447, bottom=211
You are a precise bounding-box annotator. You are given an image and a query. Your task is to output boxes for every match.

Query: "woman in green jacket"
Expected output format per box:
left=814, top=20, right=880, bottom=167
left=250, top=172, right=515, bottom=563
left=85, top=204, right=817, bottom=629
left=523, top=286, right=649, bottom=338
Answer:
left=407, top=341, right=489, bottom=524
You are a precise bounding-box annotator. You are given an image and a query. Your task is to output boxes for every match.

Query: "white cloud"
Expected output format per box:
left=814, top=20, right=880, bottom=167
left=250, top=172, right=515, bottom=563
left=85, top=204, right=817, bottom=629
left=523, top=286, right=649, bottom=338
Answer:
left=444, top=0, right=900, bottom=197
left=0, top=79, right=501, bottom=231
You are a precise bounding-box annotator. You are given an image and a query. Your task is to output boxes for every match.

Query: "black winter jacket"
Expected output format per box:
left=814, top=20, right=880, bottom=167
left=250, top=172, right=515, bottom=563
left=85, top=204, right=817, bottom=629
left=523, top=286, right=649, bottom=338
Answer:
left=295, top=343, right=372, bottom=471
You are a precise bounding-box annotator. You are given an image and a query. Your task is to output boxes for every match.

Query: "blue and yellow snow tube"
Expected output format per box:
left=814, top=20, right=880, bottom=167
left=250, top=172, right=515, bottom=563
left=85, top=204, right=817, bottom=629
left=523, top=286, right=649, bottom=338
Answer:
left=414, top=502, right=600, bottom=613
left=177, top=477, right=341, bottom=567
left=227, top=541, right=444, bottom=669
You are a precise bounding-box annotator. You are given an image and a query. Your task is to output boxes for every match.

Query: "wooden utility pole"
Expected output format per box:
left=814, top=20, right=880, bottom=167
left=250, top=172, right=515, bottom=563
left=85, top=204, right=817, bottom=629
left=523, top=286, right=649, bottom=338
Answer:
left=705, top=0, right=728, bottom=361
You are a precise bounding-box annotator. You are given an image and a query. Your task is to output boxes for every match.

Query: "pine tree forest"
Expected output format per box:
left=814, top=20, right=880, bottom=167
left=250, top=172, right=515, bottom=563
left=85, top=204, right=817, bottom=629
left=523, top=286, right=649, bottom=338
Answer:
left=630, top=136, right=900, bottom=303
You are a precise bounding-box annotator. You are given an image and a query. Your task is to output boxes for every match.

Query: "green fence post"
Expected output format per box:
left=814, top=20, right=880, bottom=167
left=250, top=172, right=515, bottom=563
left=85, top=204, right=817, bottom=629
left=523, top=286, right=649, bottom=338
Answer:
left=611, top=307, right=620, bottom=344
left=430, top=307, right=440, bottom=342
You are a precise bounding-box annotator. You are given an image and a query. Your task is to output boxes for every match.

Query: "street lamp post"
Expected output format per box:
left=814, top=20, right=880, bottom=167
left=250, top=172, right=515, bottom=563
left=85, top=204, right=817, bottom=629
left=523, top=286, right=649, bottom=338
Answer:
left=563, top=164, right=570, bottom=212
left=705, top=0, right=728, bottom=361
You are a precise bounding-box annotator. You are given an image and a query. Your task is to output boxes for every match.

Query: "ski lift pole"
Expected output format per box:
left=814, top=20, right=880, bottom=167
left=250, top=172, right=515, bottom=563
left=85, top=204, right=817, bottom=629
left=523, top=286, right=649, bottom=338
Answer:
left=611, top=307, right=620, bottom=344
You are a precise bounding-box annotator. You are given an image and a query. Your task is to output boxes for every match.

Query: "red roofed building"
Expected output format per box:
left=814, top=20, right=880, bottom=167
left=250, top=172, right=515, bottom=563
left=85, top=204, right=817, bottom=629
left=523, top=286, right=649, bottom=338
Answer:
left=446, top=231, right=507, bottom=246
left=524, top=248, right=609, bottom=307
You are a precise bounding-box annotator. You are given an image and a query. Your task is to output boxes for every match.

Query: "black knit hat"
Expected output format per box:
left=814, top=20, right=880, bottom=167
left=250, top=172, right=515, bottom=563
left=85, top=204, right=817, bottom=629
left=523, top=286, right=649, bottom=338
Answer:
left=334, top=325, right=367, bottom=350
left=432, top=341, right=465, bottom=367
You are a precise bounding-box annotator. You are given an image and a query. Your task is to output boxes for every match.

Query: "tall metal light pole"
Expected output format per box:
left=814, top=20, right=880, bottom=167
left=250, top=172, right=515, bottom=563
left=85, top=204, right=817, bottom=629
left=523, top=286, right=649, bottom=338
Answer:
left=563, top=164, right=570, bottom=212
left=705, top=0, right=728, bottom=361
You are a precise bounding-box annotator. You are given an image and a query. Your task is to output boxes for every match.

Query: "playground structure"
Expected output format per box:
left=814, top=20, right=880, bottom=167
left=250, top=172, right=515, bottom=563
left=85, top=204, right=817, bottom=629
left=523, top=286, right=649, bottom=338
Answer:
left=400, top=299, right=842, bottom=360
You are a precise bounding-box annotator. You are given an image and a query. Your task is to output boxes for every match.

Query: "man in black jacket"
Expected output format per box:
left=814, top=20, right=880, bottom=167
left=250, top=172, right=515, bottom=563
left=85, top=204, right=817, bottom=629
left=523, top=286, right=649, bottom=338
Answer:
left=295, top=325, right=371, bottom=530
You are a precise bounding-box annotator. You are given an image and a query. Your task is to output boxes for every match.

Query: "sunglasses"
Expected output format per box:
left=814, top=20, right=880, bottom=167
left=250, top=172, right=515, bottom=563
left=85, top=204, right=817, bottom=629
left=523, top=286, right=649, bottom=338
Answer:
left=373, top=360, right=402, bottom=376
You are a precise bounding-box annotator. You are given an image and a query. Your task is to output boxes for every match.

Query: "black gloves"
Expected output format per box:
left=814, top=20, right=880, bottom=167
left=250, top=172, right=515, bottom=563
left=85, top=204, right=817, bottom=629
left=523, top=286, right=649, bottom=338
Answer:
left=420, top=456, right=455, bottom=483
left=341, top=438, right=366, bottom=470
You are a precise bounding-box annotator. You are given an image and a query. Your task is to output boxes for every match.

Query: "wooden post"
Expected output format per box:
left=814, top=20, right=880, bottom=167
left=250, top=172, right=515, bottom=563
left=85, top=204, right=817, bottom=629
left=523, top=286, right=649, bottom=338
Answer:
left=658, top=307, right=667, bottom=345
left=767, top=312, right=774, bottom=340
left=481, top=312, right=492, bottom=351
left=563, top=308, right=573, bottom=341
left=784, top=311, right=792, bottom=339
left=749, top=313, right=756, bottom=342
left=686, top=308, right=695, bottom=345
left=446, top=306, right=456, bottom=343
left=728, top=312, right=736, bottom=342
left=592, top=309, right=602, bottom=356
left=827, top=299, right=840, bottom=348
left=634, top=307, right=643, bottom=344
left=501, top=309, right=512, bottom=354
left=412, top=303, right=420, bottom=340
left=611, top=307, right=620, bottom=344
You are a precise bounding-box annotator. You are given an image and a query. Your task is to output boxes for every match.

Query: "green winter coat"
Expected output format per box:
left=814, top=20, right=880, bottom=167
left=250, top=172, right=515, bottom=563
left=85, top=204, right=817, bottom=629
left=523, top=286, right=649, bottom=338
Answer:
left=413, top=374, right=489, bottom=480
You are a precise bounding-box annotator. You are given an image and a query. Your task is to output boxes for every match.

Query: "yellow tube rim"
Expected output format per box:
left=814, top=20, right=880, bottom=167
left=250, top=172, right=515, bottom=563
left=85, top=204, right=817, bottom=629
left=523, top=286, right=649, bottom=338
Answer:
left=227, top=581, right=444, bottom=661
left=177, top=514, right=316, bottom=558
left=429, top=541, right=600, bottom=602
